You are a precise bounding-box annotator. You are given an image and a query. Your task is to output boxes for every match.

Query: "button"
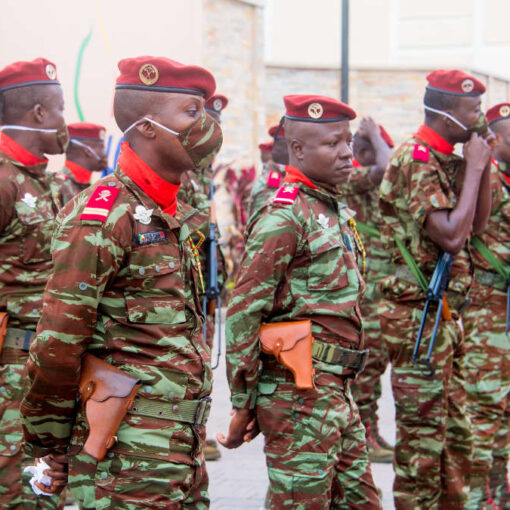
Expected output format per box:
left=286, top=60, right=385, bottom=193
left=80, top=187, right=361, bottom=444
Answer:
left=173, top=405, right=179, bottom=412
left=101, top=472, right=108, bottom=479
left=258, top=249, right=264, bottom=254
left=318, top=469, right=324, bottom=475
left=13, top=308, right=20, bottom=314
left=9, top=445, right=16, bottom=451
left=298, top=398, right=304, bottom=404
left=155, top=265, right=160, bottom=273
left=108, top=182, right=116, bottom=187
left=138, top=268, right=146, bottom=275
left=79, top=282, right=87, bottom=291
left=0, top=387, right=5, bottom=392
left=168, top=262, right=175, bottom=269
left=107, top=452, right=114, bottom=458
left=268, top=462, right=273, bottom=467
left=329, top=241, right=334, bottom=246
left=293, top=412, right=300, bottom=419
left=168, top=392, right=175, bottom=399
left=144, top=386, right=152, bottom=393
left=38, top=215, right=43, bottom=220
left=32, top=308, right=38, bottom=315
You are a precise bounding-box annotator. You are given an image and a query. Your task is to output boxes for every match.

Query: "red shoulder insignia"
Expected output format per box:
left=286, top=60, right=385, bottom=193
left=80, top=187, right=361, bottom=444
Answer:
left=274, top=185, right=299, bottom=204
left=266, top=170, right=282, bottom=188
left=80, top=185, right=120, bottom=222
left=412, top=144, right=430, bottom=162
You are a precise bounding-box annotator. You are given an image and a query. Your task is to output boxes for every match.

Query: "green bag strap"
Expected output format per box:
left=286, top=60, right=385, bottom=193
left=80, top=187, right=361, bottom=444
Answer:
left=472, top=236, right=509, bottom=281
left=356, top=222, right=381, bottom=239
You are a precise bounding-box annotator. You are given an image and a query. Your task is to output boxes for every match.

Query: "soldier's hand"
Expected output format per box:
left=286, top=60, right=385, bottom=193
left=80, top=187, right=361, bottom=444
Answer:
left=216, top=408, right=258, bottom=449
left=463, top=132, right=491, bottom=172
left=359, top=117, right=379, bottom=140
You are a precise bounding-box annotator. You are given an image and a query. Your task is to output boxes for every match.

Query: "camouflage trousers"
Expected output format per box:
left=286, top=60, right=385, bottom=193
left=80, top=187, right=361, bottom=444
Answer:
left=462, top=282, right=510, bottom=509
left=0, top=356, right=65, bottom=510
left=351, top=296, right=390, bottom=439
left=256, top=367, right=382, bottom=509
left=379, top=299, right=472, bottom=510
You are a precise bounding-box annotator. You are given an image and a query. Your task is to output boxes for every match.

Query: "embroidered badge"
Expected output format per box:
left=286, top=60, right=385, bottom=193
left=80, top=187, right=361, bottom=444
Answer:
left=266, top=171, right=282, bottom=188
left=317, top=213, right=330, bottom=229
left=134, top=230, right=167, bottom=246
left=412, top=144, right=430, bottom=162
left=274, top=185, right=299, bottom=204
left=80, top=185, right=120, bottom=222
left=21, top=192, right=37, bottom=208
left=133, top=205, right=153, bottom=225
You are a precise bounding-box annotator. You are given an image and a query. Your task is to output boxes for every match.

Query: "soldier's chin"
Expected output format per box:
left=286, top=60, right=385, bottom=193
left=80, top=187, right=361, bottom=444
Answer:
left=332, top=167, right=352, bottom=184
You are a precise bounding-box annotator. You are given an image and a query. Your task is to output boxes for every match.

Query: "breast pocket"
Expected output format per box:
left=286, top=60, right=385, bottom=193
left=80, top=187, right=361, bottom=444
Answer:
left=124, top=248, right=187, bottom=325
left=307, top=237, right=349, bottom=291
left=15, top=205, right=54, bottom=264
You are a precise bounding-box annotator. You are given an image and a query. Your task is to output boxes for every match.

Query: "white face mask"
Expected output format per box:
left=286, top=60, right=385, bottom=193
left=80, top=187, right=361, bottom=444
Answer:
left=123, top=116, right=179, bottom=137
left=69, top=138, right=101, bottom=160
left=423, top=105, right=469, bottom=131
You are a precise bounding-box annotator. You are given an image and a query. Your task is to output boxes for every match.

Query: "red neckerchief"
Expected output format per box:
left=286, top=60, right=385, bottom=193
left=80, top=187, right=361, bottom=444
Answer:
left=493, top=158, right=510, bottom=187
left=413, top=125, right=454, bottom=155
left=65, top=160, right=92, bottom=184
left=118, top=142, right=180, bottom=216
left=283, top=165, right=319, bottom=189
left=352, top=158, right=361, bottom=167
left=0, top=132, right=47, bottom=166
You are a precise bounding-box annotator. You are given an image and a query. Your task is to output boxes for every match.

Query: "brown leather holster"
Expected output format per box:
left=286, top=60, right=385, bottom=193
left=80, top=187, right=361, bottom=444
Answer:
left=79, top=354, right=141, bottom=461
left=0, top=313, right=8, bottom=354
left=259, top=320, right=315, bottom=390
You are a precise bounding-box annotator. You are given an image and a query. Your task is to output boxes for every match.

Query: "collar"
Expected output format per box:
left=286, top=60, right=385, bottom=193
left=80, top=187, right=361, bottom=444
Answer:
left=117, top=142, right=180, bottom=216
left=0, top=132, right=47, bottom=166
left=352, top=158, right=361, bottom=167
left=414, top=125, right=454, bottom=155
left=493, top=158, right=510, bottom=187
left=65, top=160, right=92, bottom=184
left=283, top=165, right=319, bottom=189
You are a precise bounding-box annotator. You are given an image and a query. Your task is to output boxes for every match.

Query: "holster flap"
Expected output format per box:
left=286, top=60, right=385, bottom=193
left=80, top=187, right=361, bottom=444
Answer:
left=259, top=320, right=311, bottom=357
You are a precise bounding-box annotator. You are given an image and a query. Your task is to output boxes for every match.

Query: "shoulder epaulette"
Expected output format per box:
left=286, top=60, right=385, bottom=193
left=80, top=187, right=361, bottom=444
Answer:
left=80, top=185, right=120, bottom=222
left=273, top=184, right=299, bottom=204
left=412, top=144, right=430, bottom=162
left=266, top=170, right=282, bottom=188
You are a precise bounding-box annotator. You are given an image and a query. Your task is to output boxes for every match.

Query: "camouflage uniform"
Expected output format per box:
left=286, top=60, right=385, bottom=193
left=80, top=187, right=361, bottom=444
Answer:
left=249, top=160, right=286, bottom=217
left=463, top=161, right=510, bottom=508
left=378, top=130, right=473, bottom=509
left=177, top=165, right=211, bottom=214
left=344, top=164, right=393, bottom=450
left=50, top=163, right=91, bottom=207
left=226, top=175, right=382, bottom=509
left=20, top=144, right=212, bottom=510
left=0, top=138, right=64, bottom=509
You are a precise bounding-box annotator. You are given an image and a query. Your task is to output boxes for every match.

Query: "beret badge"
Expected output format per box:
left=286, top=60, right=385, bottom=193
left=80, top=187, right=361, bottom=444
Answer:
left=461, top=79, right=474, bottom=93
left=45, top=64, right=57, bottom=80
left=499, top=105, right=510, bottom=118
left=138, top=63, right=159, bottom=86
left=308, top=102, right=323, bottom=119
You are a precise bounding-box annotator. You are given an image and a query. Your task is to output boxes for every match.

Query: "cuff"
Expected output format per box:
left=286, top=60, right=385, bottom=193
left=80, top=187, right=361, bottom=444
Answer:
left=23, top=442, right=59, bottom=459
left=231, top=391, right=257, bottom=410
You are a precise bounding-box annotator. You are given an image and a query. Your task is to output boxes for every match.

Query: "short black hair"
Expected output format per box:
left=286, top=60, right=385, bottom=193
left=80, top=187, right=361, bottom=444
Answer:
left=423, top=88, right=461, bottom=122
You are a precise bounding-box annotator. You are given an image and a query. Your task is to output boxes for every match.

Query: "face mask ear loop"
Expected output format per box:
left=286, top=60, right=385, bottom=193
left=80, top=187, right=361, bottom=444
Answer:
left=0, top=125, right=58, bottom=133
left=423, top=105, right=468, bottom=131
left=123, top=117, right=180, bottom=137
left=69, top=139, right=101, bottom=160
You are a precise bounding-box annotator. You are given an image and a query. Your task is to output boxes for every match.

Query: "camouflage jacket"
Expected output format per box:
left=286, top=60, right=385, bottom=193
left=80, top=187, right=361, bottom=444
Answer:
left=50, top=164, right=91, bottom=207
left=472, top=161, right=510, bottom=283
left=226, top=180, right=365, bottom=409
left=21, top=156, right=212, bottom=458
left=378, top=131, right=473, bottom=302
left=249, top=161, right=286, bottom=217
left=0, top=152, right=58, bottom=330
left=177, top=165, right=212, bottom=213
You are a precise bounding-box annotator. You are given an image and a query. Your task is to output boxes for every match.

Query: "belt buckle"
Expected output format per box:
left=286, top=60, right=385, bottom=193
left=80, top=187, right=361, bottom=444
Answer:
left=194, top=397, right=212, bottom=427
left=357, top=349, right=370, bottom=373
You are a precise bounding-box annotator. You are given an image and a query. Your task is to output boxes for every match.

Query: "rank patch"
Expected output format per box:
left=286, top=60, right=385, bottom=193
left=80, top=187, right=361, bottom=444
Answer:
left=80, top=185, right=120, bottom=222
left=134, top=230, right=167, bottom=246
left=274, top=185, right=299, bottom=204
left=412, top=144, right=430, bottom=162
left=266, top=171, right=282, bottom=188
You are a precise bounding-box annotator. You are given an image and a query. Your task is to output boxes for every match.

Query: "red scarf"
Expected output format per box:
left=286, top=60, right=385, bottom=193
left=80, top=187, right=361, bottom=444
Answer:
left=284, top=165, right=319, bottom=189
left=118, top=142, right=180, bottom=216
left=352, top=158, right=361, bottom=167
left=413, top=125, right=454, bottom=155
left=65, top=160, right=92, bottom=184
left=0, top=132, right=47, bottom=166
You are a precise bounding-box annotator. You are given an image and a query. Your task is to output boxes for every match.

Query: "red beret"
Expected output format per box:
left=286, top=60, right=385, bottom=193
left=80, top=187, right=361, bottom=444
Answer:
left=0, top=57, right=59, bottom=92
left=426, top=70, right=486, bottom=96
left=116, top=56, right=216, bottom=99
left=68, top=123, right=106, bottom=141
left=284, top=94, right=356, bottom=123
left=258, top=141, right=274, bottom=153
left=379, top=125, right=394, bottom=148
left=268, top=123, right=285, bottom=138
left=205, top=94, right=228, bottom=112
left=486, top=103, right=510, bottom=126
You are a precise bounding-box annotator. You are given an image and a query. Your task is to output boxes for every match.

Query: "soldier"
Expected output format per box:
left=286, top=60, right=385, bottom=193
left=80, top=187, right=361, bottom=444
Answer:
left=347, top=118, right=394, bottom=463
left=0, top=58, right=67, bottom=509
left=52, top=123, right=108, bottom=206
left=463, top=102, right=510, bottom=508
left=249, top=121, right=289, bottom=216
left=20, top=56, right=223, bottom=509
left=378, top=69, right=492, bottom=509
left=258, top=141, right=273, bottom=164
left=218, top=94, right=382, bottom=509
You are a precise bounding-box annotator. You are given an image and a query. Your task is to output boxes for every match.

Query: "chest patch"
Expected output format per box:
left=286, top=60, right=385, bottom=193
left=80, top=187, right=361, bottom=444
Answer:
left=413, top=144, right=430, bottom=162
left=274, top=185, right=299, bottom=204
left=134, top=230, right=167, bottom=246
left=80, top=185, right=120, bottom=222
left=266, top=171, right=282, bottom=188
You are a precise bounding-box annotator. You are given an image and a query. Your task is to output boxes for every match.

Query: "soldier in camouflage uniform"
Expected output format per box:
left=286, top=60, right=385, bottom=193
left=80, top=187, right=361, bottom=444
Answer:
left=346, top=117, right=394, bottom=463
left=463, top=103, right=510, bottom=509
left=20, top=56, right=223, bottom=510
left=249, top=122, right=289, bottom=216
left=218, top=94, right=382, bottom=509
left=0, top=58, right=68, bottom=510
left=258, top=140, right=273, bottom=165
left=51, top=122, right=108, bottom=207
left=378, top=70, right=493, bottom=509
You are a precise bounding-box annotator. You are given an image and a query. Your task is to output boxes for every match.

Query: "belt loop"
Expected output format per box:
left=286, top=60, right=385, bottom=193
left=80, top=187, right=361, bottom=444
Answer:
left=23, top=330, right=32, bottom=351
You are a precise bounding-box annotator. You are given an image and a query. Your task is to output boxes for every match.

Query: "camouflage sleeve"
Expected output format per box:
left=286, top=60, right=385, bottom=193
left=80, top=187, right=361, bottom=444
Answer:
left=406, top=160, right=453, bottom=228
left=20, top=217, right=126, bottom=457
left=225, top=204, right=303, bottom=409
left=344, top=165, right=375, bottom=194
left=0, top=176, right=16, bottom=232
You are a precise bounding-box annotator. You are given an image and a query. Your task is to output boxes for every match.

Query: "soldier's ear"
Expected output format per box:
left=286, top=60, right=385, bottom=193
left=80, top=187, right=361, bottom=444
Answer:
left=32, top=103, right=46, bottom=124
left=290, top=138, right=304, bottom=160
left=135, top=119, right=156, bottom=139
